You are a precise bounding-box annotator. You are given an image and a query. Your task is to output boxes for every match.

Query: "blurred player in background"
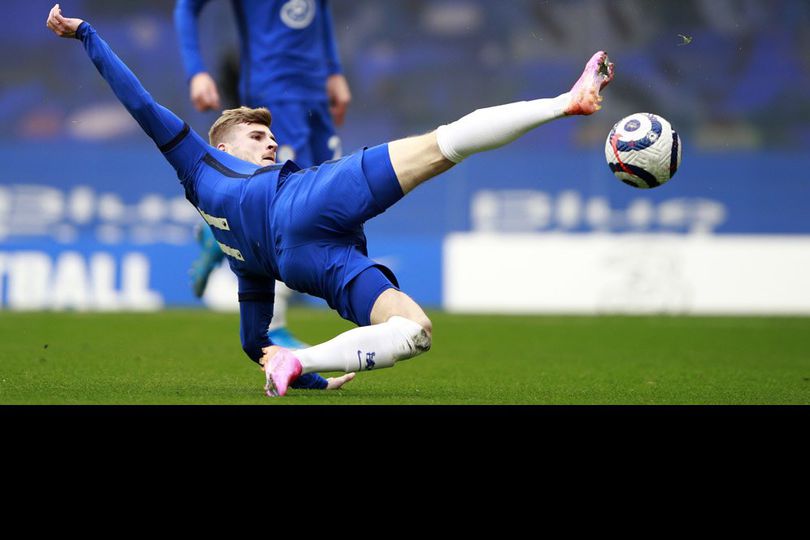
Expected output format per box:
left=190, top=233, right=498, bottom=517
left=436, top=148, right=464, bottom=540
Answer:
left=47, top=4, right=613, bottom=397
left=174, top=0, right=352, bottom=389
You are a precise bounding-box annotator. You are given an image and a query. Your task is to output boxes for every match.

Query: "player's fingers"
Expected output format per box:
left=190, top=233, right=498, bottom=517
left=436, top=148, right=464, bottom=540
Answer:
left=201, top=87, right=219, bottom=111
left=199, top=95, right=213, bottom=111
left=47, top=18, right=64, bottom=36
left=47, top=7, right=61, bottom=28
left=326, top=372, right=355, bottom=390
left=205, top=82, right=219, bottom=104
left=192, top=88, right=211, bottom=111
left=331, top=105, right=346, bottom=127
left=209, top=92, right=221, bottom=111
left=54, top=7, right=69, bottom=26
left=50, top=10, right=68, bottom=30
left=55, top=15, right=76, bottom=35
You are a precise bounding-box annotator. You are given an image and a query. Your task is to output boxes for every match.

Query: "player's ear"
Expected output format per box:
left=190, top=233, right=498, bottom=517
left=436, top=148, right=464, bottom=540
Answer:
left=217, top=142, right=229, bottom=152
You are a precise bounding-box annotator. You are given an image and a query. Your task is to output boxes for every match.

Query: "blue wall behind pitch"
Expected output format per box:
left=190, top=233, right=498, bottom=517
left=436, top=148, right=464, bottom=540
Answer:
left=3, top=141, right=808, bottom=308
left=3, top=0, right=809, bottom=310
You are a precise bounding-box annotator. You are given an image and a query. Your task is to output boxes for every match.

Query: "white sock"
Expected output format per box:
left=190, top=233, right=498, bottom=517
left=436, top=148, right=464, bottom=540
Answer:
left=268, top=280, right=293, bottom=331
left=436, top=93, right=571, bottom=163
left=294, top=316, right=431, bottom=374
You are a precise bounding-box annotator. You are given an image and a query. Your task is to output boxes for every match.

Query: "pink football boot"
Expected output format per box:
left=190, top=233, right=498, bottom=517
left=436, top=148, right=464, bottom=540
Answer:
left=264, top=348, right=303, bottom=397
left=565, top=51, right=615, bottom=116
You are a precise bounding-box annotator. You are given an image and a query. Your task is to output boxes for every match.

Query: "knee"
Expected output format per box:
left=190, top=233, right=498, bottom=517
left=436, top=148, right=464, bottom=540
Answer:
left=411, top=317, right=433, bottom=354
left=419, top=317, right=433, bottom=353
left=389, top=315, right=432, bottom=354
left=413, top=315, right=433, bottom=353
left=417, top=315, right=433, bottom=343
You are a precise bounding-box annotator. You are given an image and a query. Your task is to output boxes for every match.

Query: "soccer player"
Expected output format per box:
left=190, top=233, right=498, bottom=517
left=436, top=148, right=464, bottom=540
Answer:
left=174, top=0, right=352, bottom=362
left=175, top=0, right=352, bottom=390
left=46, top=4, right=615, bottom=397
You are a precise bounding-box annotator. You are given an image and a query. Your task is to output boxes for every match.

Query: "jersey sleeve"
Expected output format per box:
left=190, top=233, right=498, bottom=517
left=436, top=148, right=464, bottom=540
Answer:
left=321, top=0, right=343, bottom=75
left=75, top=22, right=207, bottom=181
left=237, top=273, right=277, bottom=364
left=173, top=0, right=213, bottom=81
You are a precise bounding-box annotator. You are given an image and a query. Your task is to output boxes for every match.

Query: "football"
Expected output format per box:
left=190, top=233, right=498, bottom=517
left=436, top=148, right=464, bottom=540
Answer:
left=605, top=112, right=682, bottom=189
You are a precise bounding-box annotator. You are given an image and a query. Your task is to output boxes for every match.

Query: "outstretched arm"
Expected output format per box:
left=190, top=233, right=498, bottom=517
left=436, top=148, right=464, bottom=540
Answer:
left=46, top=4, right=206, bottom=179
left=173, top=0, right=221, bottom=112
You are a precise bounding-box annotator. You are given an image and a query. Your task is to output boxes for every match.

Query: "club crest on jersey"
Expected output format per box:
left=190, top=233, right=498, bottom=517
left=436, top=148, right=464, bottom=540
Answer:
left=277, top=144, right=296, bottom=163
left=281, top=0, right=316, bottom=29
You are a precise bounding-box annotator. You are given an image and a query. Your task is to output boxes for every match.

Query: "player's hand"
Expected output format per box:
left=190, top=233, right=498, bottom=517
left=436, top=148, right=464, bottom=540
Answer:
left=326, top=74, right=352, bottom=127
left=261, top=347, right=356, bottom=391
left=190, top=72, right=221, bottom=112
left=46, top=3, right=83, bottom=38
left=326, top=372, right=356, bottom=390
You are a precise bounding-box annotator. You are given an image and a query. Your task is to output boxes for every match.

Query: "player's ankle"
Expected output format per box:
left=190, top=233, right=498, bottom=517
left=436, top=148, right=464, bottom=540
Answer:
left=259, top=345, right=283, bottom=368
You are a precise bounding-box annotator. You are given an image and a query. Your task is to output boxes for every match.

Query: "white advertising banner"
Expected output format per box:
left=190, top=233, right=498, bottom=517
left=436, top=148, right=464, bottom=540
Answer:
left=443, top=234, right=810, bottom=314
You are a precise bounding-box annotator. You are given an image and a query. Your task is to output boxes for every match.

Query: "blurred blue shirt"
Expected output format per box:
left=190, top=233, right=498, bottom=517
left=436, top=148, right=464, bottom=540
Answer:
left=174, top=0, right=343, bottom=105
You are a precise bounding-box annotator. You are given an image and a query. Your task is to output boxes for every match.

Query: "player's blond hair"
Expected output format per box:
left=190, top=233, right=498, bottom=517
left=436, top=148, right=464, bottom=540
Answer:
left=208, top=106, right=273, bottom=146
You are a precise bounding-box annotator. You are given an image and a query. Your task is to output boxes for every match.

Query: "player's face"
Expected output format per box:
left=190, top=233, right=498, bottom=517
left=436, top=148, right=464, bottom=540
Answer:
left=220, top=123, right=279, bottom=166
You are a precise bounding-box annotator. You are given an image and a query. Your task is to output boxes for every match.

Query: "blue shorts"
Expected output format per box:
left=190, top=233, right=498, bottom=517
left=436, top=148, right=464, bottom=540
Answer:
left=264, top=100, right=337, bottom=167
left=272, top=144, right=403, bottom=325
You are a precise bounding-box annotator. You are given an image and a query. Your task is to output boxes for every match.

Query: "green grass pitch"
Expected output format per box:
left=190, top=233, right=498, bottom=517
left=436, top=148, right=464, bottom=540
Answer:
left=1, top=309, right=809, bottom=404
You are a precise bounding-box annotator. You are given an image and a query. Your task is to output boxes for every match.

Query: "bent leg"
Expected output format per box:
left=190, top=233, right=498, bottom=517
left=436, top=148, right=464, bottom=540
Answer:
left=370, top=288, right=431, bottom=337
left=262, top=272, right=432, bottom=396
left=290, top=277, right=432, bottom=374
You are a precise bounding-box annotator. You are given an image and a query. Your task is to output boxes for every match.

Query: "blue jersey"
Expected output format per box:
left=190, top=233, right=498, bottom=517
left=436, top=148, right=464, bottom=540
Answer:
left=174, top=0, right=343, bottom=105
left=76, top=23, right=401, bottom=363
